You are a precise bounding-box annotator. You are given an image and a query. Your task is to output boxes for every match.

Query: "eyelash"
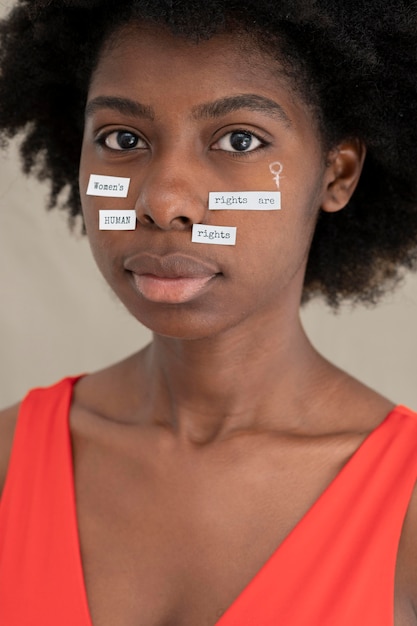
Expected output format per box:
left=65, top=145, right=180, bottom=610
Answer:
left=212, top=129, right=271, bottom=158
left=95, top=127, right=271, bottom=156
left=95, top=130, right=147, bottom=152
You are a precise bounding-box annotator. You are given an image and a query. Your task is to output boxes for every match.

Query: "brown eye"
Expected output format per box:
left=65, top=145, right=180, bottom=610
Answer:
left=213, top=130, right=264, bottom=152
left=103, top=131, right=145, bottom=150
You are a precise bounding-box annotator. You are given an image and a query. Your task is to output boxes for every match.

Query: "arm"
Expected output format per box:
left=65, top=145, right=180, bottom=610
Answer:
left=396, top=485, right=417, bottom=623
left=0, top=405, right=19, bottom=497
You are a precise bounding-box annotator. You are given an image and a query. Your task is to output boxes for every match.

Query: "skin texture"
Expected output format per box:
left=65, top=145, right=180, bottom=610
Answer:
left=80, top=25, right=362, bottom=341
left=1, top=23, right=417, bottom=626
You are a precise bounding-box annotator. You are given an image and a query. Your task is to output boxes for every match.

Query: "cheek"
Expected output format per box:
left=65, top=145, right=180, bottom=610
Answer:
left=81, top=194, right=97, bottom=234
left=232, top=174, right=322, bottom=292
left=84, top=223, right=113, bottom=277
left=234, top=209, right=312, bottom=277
left=79, top=193, right=122, bottom=278
left=78, top=145, right=92, bottom=205
left=79, top=151, right=96, bottom=232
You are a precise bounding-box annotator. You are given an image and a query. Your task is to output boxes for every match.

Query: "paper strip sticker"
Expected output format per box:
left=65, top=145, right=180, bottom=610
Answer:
left=99, top=210, right=136, bottom=230
left=209, top=191, right=281, bottom=210
left=87, top=175, right=130, bottom=198
left=192, top=224, right=237, bottom=245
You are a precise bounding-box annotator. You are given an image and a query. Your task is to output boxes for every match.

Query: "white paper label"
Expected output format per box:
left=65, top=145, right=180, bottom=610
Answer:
left=99, top=210, right=136, bottom=230
left=209, top=191, right=281, bottom=210
left=87, top=175, right=130, bottom=198
left=192, top=224, right=237, bottom=246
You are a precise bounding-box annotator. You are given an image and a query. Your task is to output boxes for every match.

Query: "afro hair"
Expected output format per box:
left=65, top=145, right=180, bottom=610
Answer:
left=1, top=0, right=417, bottom=306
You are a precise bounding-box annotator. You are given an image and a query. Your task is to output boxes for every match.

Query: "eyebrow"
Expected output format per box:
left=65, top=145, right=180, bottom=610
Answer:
left=191, top=94, right=292, bottom=127
left=84, top=93, right=291, bottom=126
left=85, top=96, right=155, bottom=121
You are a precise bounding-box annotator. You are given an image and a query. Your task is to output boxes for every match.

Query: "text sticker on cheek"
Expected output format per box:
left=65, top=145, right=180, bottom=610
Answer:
left=99, top=210, right=136, bottom=230
left=87, top=174, right=131, bottom=198
left=192, top=224, right=237, bottom=245
left=209, top=191, right=281, bottom=211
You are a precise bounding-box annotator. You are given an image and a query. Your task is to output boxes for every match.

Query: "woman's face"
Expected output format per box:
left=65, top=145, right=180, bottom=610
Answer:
left=80, top=23, right=332, bottom=339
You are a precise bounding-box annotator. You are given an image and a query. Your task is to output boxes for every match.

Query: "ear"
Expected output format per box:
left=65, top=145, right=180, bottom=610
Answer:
left=321, top=139, right=366, bottom=213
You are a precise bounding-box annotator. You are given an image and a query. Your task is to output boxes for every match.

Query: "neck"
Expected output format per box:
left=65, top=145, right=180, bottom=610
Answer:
left=140, top=308, right=331, bottom=443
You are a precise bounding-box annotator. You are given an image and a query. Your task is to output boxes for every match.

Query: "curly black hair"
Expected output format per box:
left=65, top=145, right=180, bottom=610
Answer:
left=0, top=0, right=417, bottom=307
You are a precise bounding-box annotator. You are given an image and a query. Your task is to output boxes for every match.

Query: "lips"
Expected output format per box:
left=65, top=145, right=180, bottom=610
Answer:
left=125, top=252, right=219, bottom=279
left=124, top=252, right=221, bottom=303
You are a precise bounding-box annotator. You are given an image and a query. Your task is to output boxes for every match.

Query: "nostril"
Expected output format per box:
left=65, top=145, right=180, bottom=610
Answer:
left=140, top=214, right=190, bottom=227
left=142, top=214, right=155, bottom=225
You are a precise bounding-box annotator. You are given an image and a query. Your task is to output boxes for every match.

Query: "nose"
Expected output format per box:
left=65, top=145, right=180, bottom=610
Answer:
left=135, top=160, right=207, bottom=231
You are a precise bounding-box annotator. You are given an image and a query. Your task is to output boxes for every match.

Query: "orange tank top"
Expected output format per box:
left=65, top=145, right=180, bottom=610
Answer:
left=1, top=377, right=417, bottom=625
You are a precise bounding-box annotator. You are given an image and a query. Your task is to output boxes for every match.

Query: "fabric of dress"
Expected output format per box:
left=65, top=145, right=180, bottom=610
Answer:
left=0, top=377, right=417, bottom=625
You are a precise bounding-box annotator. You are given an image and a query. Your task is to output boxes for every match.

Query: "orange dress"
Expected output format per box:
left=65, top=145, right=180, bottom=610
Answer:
left=0, top=377, right=417, bottom=625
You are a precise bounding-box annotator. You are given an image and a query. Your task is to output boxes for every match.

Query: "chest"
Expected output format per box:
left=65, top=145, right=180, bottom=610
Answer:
left=75, top=465, right=307, bottom=624
left=72, top=429, right=380, bottom=626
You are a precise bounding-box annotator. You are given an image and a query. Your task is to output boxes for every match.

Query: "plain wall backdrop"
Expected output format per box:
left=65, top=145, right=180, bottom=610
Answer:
left=0, top=1, right=416, bottom=410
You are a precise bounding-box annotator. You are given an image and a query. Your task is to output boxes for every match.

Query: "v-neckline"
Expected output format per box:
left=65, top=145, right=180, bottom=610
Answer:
left=214, top=404, right=404, bottom=625
left=66, top=379, right=401, bottom=626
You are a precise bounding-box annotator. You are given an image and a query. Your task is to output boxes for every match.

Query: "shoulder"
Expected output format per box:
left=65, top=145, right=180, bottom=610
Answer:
left=72, top=353, right=149, bottom=423
left=0, top=376, right=81, bottom=497
left=0, top=403, right=20, bottom=497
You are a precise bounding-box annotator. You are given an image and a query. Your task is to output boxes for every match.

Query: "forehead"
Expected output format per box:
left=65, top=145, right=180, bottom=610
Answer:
left=88, top=21, right=320, bottom=139
left=91, top=23, right=290, bottom=100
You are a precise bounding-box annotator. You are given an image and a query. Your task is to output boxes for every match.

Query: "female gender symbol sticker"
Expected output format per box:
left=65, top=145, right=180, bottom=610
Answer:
left=269, top=162, right=283, bottom=189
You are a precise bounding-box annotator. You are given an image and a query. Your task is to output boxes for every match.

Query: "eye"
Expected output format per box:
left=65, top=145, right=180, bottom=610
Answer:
left=99, top=130, right=146, bottom=151
left=212, top=130, right=265, bottom=153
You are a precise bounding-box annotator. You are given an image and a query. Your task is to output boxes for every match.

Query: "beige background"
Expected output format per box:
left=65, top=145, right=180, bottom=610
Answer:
left=0, top=0, right=416, bottom=410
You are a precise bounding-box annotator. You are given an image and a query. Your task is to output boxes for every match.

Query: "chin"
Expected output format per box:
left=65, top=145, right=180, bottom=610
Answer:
left=127, top=305, right=241, bottom=342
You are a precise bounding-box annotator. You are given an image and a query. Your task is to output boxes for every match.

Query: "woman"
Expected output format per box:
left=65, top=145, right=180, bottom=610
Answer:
left=0, top=1, right=416, bottom=624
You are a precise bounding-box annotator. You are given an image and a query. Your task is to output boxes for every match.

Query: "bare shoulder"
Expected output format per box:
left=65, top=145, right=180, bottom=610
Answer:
left=72, top=351, right=149, bottom=423
left=0, top=403, right=20, bottom=496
